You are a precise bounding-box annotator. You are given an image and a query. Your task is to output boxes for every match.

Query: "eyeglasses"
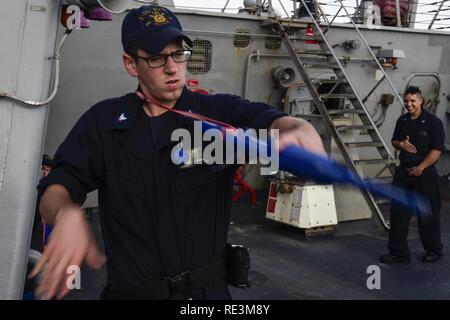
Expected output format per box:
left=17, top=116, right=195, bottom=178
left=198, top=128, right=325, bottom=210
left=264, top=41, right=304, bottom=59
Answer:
left=135, top=50, right=192, bottom=68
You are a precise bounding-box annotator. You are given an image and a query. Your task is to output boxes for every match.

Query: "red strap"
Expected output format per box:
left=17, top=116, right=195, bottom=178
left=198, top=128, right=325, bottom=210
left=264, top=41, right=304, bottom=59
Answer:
left=134, top=90, right=237, bottom=131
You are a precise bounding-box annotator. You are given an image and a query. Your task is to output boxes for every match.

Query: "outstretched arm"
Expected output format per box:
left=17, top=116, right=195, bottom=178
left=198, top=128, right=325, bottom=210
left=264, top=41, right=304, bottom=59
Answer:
left=269, top=116, right=326, bottom=156
left=30, top=187, right=105, bottom=300
left=39, top=184, right=74, bottom=226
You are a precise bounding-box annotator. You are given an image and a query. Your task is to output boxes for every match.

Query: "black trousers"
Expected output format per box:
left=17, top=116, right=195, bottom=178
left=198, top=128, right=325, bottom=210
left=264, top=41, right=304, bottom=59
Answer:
left=388, top=165, right=443, bottom=257
left=101, top=281, right=231, bottom=300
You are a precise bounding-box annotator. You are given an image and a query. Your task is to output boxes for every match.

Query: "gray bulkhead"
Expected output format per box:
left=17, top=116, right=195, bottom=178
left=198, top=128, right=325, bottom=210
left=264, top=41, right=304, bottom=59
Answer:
left=44, top=8, right=450, bottom=207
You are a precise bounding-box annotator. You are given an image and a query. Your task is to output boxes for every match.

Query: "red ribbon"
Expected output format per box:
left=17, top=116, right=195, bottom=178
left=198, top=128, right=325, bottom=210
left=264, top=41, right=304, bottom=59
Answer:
left=134, top=90, right=237, bottom=132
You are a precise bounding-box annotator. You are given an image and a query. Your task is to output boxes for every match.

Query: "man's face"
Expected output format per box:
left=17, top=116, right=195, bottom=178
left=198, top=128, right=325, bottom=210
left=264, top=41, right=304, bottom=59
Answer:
left=41, top=165, right=51, bottom=178
left=404, top=93, right=423, bottom=118
left=132, top=40, right=187, bottom=105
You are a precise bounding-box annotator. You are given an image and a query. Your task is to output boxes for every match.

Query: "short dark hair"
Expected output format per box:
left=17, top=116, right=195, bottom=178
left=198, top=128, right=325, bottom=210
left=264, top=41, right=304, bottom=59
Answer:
left=125, top=46, right=140, bottom=62
left=42, top=154, right=53, bottom=167
left=404, top=86, right=422, bottom=97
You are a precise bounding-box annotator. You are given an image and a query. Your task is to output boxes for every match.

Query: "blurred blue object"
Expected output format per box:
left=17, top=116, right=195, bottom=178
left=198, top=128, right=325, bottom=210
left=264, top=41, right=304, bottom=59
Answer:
left=199, top=121, right=431, bottom=217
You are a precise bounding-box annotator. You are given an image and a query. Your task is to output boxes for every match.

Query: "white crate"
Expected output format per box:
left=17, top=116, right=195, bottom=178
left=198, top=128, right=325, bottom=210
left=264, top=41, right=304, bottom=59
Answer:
left=266, top=182, right=338, bottom=229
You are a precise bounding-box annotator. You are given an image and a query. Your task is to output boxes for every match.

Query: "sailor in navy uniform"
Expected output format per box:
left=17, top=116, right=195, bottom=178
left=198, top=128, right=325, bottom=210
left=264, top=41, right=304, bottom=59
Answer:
left=380, top=86, right=445, bottom=264
left=32, top=5, right=325, bottom=299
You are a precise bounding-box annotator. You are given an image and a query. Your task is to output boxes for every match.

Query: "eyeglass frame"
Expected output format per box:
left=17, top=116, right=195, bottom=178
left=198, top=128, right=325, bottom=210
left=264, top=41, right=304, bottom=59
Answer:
left=133, top=49, right=193, bottom=68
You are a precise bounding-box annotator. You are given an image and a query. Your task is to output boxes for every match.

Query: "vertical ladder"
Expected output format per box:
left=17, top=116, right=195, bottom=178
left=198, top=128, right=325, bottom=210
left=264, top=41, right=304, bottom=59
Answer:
left=270, top=0, right=408, bottom=231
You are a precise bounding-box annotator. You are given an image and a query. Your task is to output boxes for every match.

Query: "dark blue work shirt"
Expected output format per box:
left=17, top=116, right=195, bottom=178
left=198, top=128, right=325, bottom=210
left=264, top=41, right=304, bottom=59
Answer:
left=37, top=87, right=286, bottom=289
left=144, top=107, right=170, bottom=147
left=392, top=109, right=445, bottom=167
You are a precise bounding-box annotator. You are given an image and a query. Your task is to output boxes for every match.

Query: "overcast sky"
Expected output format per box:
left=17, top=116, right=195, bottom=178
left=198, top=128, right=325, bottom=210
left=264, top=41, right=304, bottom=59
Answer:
left=172, top=0, right=450, bottom=30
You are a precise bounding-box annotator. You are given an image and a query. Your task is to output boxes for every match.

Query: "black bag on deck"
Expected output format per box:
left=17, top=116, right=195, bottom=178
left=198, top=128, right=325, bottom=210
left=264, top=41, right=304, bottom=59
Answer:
left=225, top=243, right=251, bottom=288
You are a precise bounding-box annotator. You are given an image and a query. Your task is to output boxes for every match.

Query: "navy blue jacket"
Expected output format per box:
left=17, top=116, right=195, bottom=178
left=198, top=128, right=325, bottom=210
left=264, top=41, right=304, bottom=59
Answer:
left=392, top=109, right=445, bottom=168
left=38, top=87, right=286, bottom=288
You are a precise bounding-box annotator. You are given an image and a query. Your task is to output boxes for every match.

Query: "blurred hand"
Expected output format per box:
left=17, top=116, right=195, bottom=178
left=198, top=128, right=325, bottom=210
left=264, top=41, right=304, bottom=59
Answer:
left=276, top=124, right=327, bottom=157
left=409, top=166, right=424, bottom=177
left=29, top=206, right=106, bottom=300
left=400, top=136, right=417, bottom=154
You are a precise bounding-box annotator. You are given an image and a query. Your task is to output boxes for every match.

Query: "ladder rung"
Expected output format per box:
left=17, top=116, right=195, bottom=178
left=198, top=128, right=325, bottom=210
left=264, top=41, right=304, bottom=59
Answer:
left=300, top=56, right=328, bottom=62
left=321, top=93, right=356, bottom=99
left=328, top=109, right=365, bottom=115
left=304, top=63, right=340, bottom=69
left=336, top=125, right=374, bottom=131
left=311, top=78, right=348, bottom=84
left=296, top=50, right=333, bottom=55
left=354, top=159, right=391, bottom=165
left=344, top=141, right=384, bottom=148
left=289, top=36, right=324, bottom=41
left=277, top=20, right=311, bottom=28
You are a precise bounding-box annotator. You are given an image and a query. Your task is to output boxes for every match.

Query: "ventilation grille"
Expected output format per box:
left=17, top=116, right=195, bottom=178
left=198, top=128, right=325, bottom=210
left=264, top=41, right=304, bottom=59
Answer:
left=233, top=29, right=251, bottom=48
left=265, top=36, right=281, bottom=50
left=188, top=39, right=212, bottom=74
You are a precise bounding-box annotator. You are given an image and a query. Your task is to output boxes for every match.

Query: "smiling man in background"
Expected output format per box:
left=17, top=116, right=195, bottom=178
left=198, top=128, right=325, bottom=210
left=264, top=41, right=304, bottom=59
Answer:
left=380, top=86, right=445, bottom=264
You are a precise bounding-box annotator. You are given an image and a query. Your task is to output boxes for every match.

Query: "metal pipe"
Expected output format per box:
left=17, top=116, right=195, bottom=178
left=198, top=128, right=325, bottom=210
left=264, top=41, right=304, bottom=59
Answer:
left=278, top=0, right=290, bottom=17
left=0, top=31, right=71, bottom=107
left=315, top=0, right=331, bottom=24
left=243, top=50, right=374, bottom=98
left=395, top=0, right=402, bottom=27
left=409, top=0, right=420, bottom=28
left=404, top=73, right=441, bottom=93
left=428, top=0, right=446, bottom=29
left=221, top=0, right=231, bottom=13
left=0, top=0, right=61, bottom=299
left=403, top=72, right=441, bottom=114
left=362, top=74, right=385, bottom=103
left=267, top=0, right=274, bottom=16
left=244, top=51, right=292, bottom=98
left=184, top=28, right=280, bottom=38
left=324, top=6, right=342, bottom=34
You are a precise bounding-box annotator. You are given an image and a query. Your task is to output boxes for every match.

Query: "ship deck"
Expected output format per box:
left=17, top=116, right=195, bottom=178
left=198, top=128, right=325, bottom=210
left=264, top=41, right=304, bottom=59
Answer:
left=31, top=177, right=450, bottom=300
